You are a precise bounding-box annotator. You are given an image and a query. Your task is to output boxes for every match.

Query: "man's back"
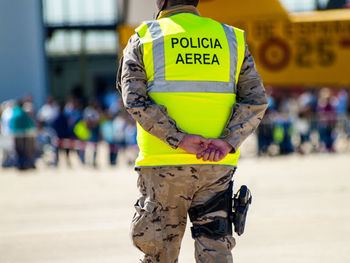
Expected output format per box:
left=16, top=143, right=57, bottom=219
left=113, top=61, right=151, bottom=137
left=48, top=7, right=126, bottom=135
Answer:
left=118, top=2, right=267, bottom=262
left=134, top=10, right=245, bottom=167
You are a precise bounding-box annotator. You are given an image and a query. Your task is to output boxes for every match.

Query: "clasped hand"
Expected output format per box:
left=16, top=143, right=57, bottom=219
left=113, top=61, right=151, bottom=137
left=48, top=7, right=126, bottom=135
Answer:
left=178, top=134, right=233, bottom=162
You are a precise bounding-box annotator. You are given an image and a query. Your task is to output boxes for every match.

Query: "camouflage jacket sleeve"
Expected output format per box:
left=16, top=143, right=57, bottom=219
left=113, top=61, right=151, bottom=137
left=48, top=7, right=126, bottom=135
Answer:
left=117, top=34, right=186, bottom=149
left=220, top=45, right=268, bottom=152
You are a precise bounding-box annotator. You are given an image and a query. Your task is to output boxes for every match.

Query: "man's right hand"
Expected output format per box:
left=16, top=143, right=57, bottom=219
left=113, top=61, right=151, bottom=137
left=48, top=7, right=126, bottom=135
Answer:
left=178, top=134, right=209, bottom=155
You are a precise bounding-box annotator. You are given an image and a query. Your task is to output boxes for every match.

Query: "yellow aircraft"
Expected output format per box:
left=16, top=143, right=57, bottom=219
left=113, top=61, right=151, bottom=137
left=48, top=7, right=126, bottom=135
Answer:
left=117, top=0, right=350, bottom=87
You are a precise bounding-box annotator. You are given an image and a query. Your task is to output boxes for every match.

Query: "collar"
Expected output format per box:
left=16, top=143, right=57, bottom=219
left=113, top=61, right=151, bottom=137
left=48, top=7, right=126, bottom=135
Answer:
left=157, top=5, right=200, bottom=19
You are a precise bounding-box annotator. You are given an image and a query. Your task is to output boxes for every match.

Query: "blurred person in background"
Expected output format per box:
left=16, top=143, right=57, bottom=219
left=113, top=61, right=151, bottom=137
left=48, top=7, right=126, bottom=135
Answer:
left=334, top=90, right=348, bottom=117
left=333, top=90, right=349, bottom=149
left=1, top=100, right=16, bottom=136
left=73, top=118, right=89, bottom=165
left=294, top=111, right=311, bottom=154
left=1, top=100, right=16, bottom=167
left=100, top=111, right=119, bottom=166
left=257, top=90, right=275, bottom=155
left=64, top=96, right=83, bottom=133
left=35, top=120, right=57, bottom=166
left=65, top=96, right=84, bottom=163
left=37, top=95, right=59, bottom=127
left=100, top=107, right=132, bottom=166
left=73, top=101, right=101, bottom=167
left=273, top=107, right=294, bottom=155
left=21, top=94, right=35, bottom=120
left=257, top=113, right=274, bottom=155
left=82, top=101, right=101, bottom=167
left=298, top=90, right=318, bottom=132
left=9, top=101, right=36, bottom=170
left=112, top=108, right=128, bottom=163
left=103, top=90, right=121, bottom=115
left=317, top=88, right=337, bottom=152
left=52, top=103, right=72, bottom=167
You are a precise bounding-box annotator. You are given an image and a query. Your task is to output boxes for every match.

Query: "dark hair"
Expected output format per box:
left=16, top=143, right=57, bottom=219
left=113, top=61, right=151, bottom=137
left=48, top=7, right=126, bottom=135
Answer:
left=169, top=0, right=199, bottom=6
left=156, top=0, right=199, bottom=15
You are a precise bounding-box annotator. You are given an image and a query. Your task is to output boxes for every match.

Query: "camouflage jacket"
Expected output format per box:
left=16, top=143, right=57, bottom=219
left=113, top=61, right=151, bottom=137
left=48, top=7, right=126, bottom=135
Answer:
left=117, top=5, right=268, bottom=152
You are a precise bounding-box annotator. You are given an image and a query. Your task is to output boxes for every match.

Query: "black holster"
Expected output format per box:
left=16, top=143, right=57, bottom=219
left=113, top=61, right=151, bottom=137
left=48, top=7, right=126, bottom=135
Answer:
left=188, top=182, right=252, bottom=239
left=230, top=185, right=252, bottom=236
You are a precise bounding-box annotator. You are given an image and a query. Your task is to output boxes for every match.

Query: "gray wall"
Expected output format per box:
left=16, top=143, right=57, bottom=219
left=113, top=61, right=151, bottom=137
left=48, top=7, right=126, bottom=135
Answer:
left=0, top=0, right=47, bottom=109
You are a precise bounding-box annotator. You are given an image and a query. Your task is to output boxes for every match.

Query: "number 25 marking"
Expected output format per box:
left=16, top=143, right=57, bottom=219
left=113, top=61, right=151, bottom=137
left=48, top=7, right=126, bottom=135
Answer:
left=296, top=39, right=335, bottom=67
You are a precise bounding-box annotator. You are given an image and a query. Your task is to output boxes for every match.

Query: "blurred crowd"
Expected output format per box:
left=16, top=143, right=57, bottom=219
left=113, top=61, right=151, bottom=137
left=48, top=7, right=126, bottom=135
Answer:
left=1, top=87, right=350, bottom=170
left=0, top=92, right=137, bottom=170
left=258, top=87, right=350, bottom=155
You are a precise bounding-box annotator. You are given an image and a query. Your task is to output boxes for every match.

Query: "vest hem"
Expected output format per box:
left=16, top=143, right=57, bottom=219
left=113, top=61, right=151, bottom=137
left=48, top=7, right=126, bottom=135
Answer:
left=134, top=164, right=238, bottom=168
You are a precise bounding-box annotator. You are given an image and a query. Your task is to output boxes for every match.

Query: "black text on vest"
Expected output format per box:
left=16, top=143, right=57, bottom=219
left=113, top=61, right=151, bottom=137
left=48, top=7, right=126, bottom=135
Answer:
left=171, top=37, right=222, bottom=65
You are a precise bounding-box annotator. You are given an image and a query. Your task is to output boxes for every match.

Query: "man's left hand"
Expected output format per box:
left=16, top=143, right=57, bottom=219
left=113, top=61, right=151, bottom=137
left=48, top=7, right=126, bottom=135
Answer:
left=197, top=138, right=233, bottom=162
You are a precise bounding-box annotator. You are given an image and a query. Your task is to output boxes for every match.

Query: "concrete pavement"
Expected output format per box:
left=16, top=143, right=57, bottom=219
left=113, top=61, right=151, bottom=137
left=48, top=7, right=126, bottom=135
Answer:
left=0, top=152, right=349, bottom=263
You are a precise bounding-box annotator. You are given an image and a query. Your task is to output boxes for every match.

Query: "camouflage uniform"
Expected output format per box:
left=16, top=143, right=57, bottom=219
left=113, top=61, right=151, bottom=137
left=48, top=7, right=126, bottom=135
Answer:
left=117, top=5, right=268, bottom=263
left=132, top=165, right=236, bottom=263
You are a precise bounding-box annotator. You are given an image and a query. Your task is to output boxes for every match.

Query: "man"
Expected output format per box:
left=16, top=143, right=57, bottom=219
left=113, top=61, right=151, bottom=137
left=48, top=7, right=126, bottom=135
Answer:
left=117, top=0, right=268, bottom=262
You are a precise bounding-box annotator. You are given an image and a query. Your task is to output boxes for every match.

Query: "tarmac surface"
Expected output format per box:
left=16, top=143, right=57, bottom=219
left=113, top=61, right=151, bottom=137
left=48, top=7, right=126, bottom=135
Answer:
left=0, top=151, right=349, bottom=263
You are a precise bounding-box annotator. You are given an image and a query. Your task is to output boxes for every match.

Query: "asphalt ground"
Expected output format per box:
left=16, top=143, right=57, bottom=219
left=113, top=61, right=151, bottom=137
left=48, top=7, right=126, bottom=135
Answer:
left=0, top=150, right=349, bottom=263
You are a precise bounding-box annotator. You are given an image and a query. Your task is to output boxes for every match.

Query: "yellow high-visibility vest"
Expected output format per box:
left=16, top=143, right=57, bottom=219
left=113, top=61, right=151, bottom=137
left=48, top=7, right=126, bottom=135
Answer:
left=74, top=120, right=90, bottom=141
left=134, top=12, right=245, bottom=167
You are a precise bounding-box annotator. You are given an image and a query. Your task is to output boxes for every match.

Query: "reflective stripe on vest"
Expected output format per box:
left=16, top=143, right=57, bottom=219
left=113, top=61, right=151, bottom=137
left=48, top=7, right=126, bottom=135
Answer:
left=135, top=13, right=245, bottom=167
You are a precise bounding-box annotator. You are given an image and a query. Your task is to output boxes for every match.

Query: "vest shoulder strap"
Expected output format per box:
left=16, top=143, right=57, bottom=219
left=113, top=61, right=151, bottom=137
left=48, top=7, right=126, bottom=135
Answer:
left=135, top=21, right=152, bottom=38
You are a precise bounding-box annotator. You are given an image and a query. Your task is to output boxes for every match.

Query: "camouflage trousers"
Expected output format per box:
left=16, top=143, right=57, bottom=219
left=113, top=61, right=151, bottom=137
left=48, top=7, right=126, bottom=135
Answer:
left=131, top=165, right=236, bottom=263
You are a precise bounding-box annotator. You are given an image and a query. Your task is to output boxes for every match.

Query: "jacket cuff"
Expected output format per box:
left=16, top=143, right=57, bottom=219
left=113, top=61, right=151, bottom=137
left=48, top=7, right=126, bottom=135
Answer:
left=165, top=131, right=187, bottom=149
left=220, top=129, right=238, bottom=153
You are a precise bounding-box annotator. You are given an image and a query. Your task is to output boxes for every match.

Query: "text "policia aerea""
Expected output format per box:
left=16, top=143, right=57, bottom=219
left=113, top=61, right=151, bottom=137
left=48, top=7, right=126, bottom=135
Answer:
left=171, top=37, right=222, bottom=65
